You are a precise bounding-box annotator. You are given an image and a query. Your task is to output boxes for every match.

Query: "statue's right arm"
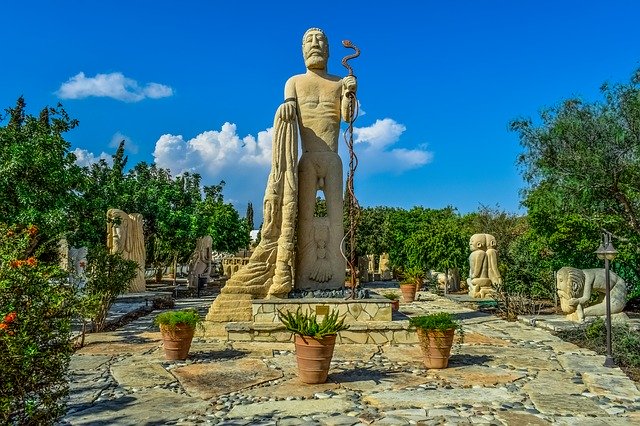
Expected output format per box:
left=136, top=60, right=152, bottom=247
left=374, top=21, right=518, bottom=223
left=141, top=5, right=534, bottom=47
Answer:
left=277, top=77, right=297, bottom=122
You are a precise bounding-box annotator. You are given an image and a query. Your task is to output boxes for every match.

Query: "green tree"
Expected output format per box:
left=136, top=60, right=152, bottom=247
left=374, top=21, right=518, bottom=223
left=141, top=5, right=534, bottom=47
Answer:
left=0, top=98, right=83, bottom=252
left=246, top=202, right=255, bottom=230
left=199, top=183, right=250, bottom=253
left=511, top=68, right=640, bottom=296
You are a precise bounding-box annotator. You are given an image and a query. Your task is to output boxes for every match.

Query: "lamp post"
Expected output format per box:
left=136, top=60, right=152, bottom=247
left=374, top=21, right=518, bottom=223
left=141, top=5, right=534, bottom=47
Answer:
left=594, top=231, right=617, bottom=368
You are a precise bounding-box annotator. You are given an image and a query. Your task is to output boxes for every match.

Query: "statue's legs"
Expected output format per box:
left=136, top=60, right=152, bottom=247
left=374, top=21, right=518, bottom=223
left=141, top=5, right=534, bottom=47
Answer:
left=295, top=152, right=345, bottom=290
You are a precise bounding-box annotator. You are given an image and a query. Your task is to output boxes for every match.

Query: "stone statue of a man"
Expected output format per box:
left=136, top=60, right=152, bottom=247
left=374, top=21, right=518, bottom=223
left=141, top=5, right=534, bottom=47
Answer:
left=288, top=28, right=357, bottom=290
left=206, top=28, right=357, bottom=322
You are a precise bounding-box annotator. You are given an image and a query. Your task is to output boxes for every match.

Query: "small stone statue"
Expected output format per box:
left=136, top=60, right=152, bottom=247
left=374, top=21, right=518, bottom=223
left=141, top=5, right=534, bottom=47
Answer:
left=467, top=233, right=502, bottom=298
left=556, top=267, right=627, bottom=322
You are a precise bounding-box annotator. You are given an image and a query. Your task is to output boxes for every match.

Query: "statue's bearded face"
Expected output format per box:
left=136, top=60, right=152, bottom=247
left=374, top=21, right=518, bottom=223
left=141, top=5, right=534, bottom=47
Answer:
left=302, top=30, right=328, bottom=70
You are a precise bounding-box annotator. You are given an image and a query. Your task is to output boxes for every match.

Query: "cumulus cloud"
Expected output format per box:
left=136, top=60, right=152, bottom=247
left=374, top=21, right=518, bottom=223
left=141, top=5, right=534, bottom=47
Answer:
left=350, top=118, right=434, bottom=174
left=153, top=122, right=273, bottom=212
left=72, top=148, right=112, bottom=167
left=56, top=72, right=173, bottom=102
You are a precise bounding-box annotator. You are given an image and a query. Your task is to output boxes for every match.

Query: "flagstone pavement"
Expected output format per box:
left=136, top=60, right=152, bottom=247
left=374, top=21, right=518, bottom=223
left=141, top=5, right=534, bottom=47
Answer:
left=59, top=287, right=640, bottom=426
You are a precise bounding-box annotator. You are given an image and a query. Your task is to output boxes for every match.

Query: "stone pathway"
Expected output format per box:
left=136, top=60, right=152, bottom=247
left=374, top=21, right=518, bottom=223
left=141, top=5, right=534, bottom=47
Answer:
left=59, top=290, right=640, bottom=425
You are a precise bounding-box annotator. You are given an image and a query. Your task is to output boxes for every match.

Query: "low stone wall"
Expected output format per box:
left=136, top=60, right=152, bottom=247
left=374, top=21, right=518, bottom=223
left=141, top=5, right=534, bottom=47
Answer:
left=225, top=321, right=418, bottom=345
left=252, top=297, right=393, bottom=323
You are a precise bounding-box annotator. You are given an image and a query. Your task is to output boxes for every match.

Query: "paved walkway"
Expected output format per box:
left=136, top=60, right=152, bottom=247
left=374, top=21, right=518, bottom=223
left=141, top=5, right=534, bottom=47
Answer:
left=60, top=288, right=640, bottom=425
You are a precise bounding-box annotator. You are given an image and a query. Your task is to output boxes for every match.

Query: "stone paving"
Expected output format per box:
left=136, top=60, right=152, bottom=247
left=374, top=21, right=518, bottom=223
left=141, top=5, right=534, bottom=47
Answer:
left=59, top=288, right=640, bottom=425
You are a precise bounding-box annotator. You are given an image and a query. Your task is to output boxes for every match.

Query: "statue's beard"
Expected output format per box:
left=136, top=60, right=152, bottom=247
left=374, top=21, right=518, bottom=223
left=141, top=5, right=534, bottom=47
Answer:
left=305, top=55, right=326, bottom=69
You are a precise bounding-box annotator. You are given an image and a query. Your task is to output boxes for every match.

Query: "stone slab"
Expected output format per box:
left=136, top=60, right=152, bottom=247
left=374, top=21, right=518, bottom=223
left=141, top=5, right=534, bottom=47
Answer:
left=557, top=353, right=616, bottom=375
left=333, top=344, right=379, bottom=362
left=459, top=345, right=561, bottom=370
left=76, top=340, right=161, bottom=355
left=328, top=370, right=431, bottom=392
left=528, top=392, right=608, bottom=416
left=63, top=388, right=209, bottom=425
left=521, top=370, right=587, bottom=395
left=244, top=377, right=341, bottom=399
left=381, top=345, right=423, bottom=364
left=110, top=363, right=175, bottom=388
left=494, top=411, right=552, bottom=425
left=226, top=398, right=354, bottom=419
left=582, top=371, right=640, bottom=401
left=172, top=358, right=283, bottom=399
left=69, top=354, right=112, bottom=371
left=363, top=387, right=522, bottom=409
left=431, top=364, right=526, bottom=387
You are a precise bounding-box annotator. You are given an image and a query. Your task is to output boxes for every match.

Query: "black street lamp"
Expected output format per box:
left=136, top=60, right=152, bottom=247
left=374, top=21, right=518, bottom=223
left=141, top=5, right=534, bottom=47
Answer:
left=594, top=231, right=618, bottom=368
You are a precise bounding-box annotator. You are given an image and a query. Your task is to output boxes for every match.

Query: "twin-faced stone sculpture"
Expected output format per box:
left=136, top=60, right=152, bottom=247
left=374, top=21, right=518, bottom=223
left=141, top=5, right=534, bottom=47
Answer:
left=556, top=266, right=627, bottom=322
left=207, top=28, right=357, bottom=322
left=467, top=233, right=502, bottom=298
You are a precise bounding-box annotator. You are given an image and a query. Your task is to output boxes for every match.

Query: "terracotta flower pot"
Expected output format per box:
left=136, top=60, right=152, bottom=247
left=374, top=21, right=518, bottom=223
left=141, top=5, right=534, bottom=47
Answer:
left=160, top=323, right=195, bottom=361
left=400, top=283, right=417, bottom=303
left=294, top=334, right=336, bottom=384
left=416, top=328, right=455, bottom=369
left=390, top=299, right=399, bottom=311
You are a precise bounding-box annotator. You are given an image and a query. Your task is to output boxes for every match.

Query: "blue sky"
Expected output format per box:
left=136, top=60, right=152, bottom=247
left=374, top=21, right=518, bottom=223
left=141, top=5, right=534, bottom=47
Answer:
left=2, top=1, right=639, bottom=224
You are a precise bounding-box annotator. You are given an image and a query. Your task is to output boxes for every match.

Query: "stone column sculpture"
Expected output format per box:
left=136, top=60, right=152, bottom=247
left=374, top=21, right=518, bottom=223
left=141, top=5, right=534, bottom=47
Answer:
left=187, top=236, right=213, bottom=288
left=206, top=28, right=357, bottom=322
left=379, top=252, right=392, bottom=280
left=107, top=209, right=146, bottom=293
left=467, top=233, right=501, bottom=298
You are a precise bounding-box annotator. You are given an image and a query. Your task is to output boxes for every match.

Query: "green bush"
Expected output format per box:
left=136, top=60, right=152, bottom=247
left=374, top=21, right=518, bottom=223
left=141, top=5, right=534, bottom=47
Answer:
left=154, top=308, right=203, bottom=331
left=0, top=224, right=74, bottom=424
left=409, top=312, right=461, bottom=332
left=75, top=245, right=138, bottom=339
left=278, top=308, right=349, bottom=338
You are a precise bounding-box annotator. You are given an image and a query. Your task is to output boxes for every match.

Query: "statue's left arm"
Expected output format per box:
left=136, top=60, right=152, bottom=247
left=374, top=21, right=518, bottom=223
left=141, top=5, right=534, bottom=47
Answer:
left=341, top=75, right=357, bottom=122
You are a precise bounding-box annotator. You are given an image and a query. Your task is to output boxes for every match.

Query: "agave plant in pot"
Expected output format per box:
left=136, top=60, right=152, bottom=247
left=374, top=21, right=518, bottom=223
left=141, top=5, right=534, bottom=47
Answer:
left=154, top=308, right=203, bottom=360
left=278, top=307, right=349, bottom=384
left=410, top=312, right=463, bottom=369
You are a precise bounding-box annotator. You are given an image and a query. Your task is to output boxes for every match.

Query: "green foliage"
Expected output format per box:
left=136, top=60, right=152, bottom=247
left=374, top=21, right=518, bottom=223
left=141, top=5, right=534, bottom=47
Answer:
left=75, top=245, right=138, bottom=334
left=409, top=312, right=461, bottom=332
left=154, top=308, right=203, bottom=330
left=381, top=291, right=400, bottom=301
left=511, top=68, right=640, bottom=296
left=278, top=308, right=349, bottom=338
left=0, top=224, right=74, bottom=424
left=199, top=183, right=250, bottom=253
left=401, top=266, right=425, bottom=285
left=0, top=98, right=83, bottom=253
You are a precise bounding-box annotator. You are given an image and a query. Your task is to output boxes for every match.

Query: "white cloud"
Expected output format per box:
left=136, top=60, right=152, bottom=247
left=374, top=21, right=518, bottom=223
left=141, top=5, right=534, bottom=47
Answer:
left=110, top=132, right=139, bottom=154
left=56, top=72, right=173, bottom=102
left=72, top=148, right=112, bottom=167
left=349, top=118, right=434, bottom=174
left=153, top=122, right=273, bottom=213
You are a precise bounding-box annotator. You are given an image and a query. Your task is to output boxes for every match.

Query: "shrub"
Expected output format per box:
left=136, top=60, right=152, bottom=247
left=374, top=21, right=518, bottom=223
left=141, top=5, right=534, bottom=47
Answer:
left=74, top=245, right=138, bottom=342
left=410, top=312, right=461, bottom=332
left=278, top=308, right=349, bottom=338
left=0, top=224, right=74, bottom=424
left=381, top=291, right=400, bottom=301
left=154, top=308, right=203, bottom=331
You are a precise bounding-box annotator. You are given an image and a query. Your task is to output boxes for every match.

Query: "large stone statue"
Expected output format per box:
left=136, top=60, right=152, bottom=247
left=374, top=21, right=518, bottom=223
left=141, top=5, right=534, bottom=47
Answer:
left=187, top=236, right=213, bottom=288
left=556, top=267, right=627, bottom=322
left=206, top=28, right=357, bottom=322
left=467, top=233, right=502, bottom=298
left=107, top=209, right=146, bottom=293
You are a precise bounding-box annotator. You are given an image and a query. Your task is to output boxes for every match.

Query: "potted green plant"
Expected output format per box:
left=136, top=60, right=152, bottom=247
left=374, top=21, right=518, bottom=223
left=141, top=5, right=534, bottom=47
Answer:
left=381, top=291, right=400, bottom=311
left=154, top=308, right=203, bottom=360
left=409, top=312, right=462, bottom=369
left=400, top=267, right=424, bottom=303
left=278, top=307, right=349, bottom=384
